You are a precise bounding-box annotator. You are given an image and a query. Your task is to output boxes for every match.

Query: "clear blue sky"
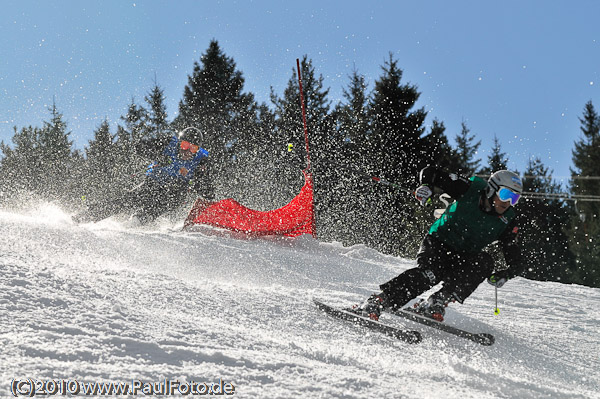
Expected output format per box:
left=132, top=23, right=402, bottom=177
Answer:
left=2, top=1, right=599, bottom=183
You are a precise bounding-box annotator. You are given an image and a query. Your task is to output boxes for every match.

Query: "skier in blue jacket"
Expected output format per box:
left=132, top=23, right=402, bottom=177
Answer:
left=73, top=131, right=212, bottom=224
left=146, top=136, right=208, bottom=183
left=352, top=166, right=526, bottom=322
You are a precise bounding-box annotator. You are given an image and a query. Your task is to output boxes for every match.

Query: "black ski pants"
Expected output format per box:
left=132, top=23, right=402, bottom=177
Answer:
left=380, top=235, right=495, bottom=309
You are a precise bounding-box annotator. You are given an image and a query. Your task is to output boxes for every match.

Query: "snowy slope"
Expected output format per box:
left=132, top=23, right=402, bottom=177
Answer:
left=1, top=204, right=598, bottom=399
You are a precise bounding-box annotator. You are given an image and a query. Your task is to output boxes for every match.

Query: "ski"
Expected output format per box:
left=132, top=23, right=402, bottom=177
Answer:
left=386, top=308, right=495, bottom=346
left=313, top=299, right=422, bottom=344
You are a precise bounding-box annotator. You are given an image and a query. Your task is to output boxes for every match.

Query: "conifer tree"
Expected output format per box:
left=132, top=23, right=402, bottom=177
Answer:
left=252, top=104, right=277, bottom=159
left=114, top=97, right=158, bottom=192
left=144, top=79, right=171, bottom=144
left=568, top=101, right=600, bottom=287
left=37, top=103, right=76, bottom=200
left=368, top=53, right=426, bottom=185
left=330, top=68, right=372, bottom=244
left=454, top=121, right=481, bottom=175
left=174, top=40, right=255, bottom=167
left=518, top=157, right=577, bottom=283
left=84, top=119, right=117, bottom=200
left=364, top=54, right=427, bottom=254
left=480, top=134, right=508, bottom=176
left=0, top=103, right=76, bottom=202
left=86, top=119, right=115, bottom=163
left=232, top=102, right=281, bottom=204
left=422, top=119, right=460, bottom=170
left=111, top=125, right=138, bottom=192
left=133, top=79, right=174, bottom=166
left=0, top=126, right=43, bottom=196
left=335, top=68, right=370, bottom=158
left=121, top=98, right=149, bottom=158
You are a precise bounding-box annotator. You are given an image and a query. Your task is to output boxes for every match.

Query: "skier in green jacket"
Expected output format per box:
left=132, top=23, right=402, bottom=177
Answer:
left=353, top=166, right=525, bottom=322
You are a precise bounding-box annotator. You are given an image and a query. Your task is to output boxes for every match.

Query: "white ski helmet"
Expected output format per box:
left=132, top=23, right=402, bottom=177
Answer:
left=177, top=126, right=203, bottom=144
left=486, top=170, right=523, bottom=199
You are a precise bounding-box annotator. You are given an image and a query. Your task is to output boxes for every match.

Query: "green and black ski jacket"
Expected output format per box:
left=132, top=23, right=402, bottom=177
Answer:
left=419, top=166, right=524, bottom=278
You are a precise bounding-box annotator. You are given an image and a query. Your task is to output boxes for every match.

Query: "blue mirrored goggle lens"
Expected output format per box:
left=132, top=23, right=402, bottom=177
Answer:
left=497, top=187, right=521, bottom=205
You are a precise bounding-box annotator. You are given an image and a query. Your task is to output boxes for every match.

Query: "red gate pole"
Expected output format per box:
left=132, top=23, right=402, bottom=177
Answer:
left=296, top=58, right=316, bottom=237
left=296, top=58, right=311, bottom=172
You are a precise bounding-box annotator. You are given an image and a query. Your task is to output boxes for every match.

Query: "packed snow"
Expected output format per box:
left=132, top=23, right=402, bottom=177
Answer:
left=1, top=204, right=598, bottom=398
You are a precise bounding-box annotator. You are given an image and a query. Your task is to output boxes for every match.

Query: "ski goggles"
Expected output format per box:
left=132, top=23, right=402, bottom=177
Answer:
left=497, top=187, right=521, bottom=205
left=180, top=140, right=199, bottom=154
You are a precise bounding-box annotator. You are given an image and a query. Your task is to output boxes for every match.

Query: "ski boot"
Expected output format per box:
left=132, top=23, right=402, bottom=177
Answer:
left=410, top=294, right=450, bottom=322
left=350, top=293, right=388, bottom=321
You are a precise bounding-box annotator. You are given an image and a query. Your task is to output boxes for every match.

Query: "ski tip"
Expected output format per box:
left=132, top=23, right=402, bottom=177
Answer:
left=313, top=298, right=337, bottom=313
left=473, top=333, right=495, bottom=346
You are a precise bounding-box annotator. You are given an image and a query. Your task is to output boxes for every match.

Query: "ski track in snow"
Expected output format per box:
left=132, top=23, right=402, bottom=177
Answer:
left=0, top=204, right=598, bottom=399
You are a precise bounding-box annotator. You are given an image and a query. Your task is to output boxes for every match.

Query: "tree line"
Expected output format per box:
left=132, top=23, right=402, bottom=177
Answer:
left=1, top=39, right=598, bottom=287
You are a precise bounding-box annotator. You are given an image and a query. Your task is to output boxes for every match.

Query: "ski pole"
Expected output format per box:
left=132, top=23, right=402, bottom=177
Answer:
left=330, top=161, right=415, bottom=196
left=494, top=286, right=500, bottom=315
left=369, top=175, right=414, bottom=195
